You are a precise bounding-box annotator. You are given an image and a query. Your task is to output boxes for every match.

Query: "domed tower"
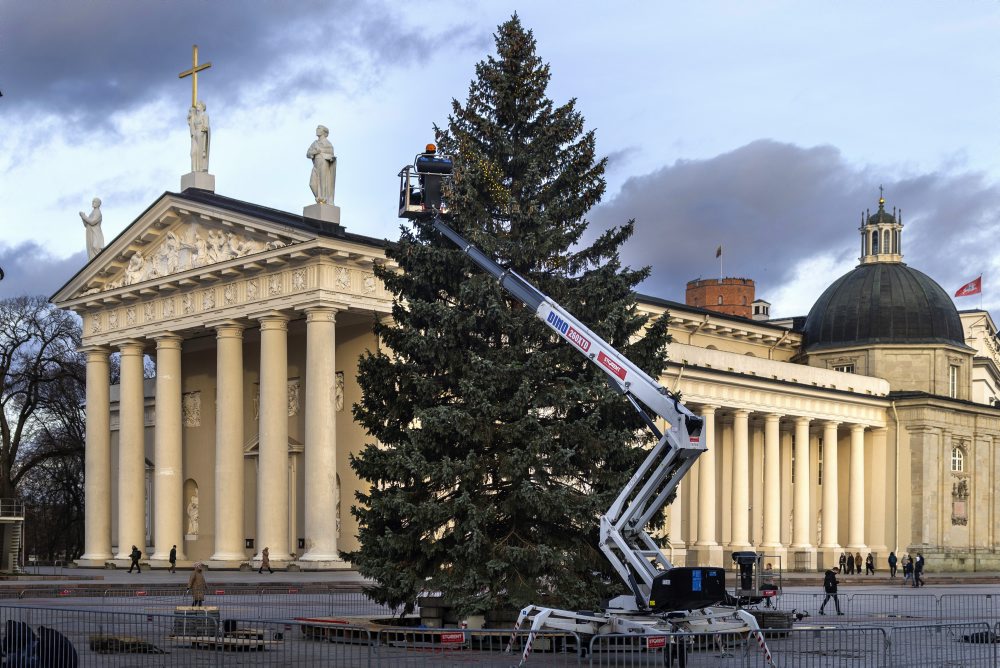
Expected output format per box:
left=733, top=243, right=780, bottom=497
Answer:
left=802, top=192, right=973, bottom=397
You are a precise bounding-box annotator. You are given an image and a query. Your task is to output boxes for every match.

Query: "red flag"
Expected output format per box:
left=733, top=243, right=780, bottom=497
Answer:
left=955, top=276, right=982, bottom=297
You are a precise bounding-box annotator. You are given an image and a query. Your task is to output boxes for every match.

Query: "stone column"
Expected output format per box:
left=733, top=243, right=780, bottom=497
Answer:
left=256, top=314, right=291, bottom=562
left=868, top=427, right=888, bottom=556
left=691, top=406, right=722, bottom=566
left=761, top=414, right=782, bottom=551
left=116, top=340, right=147, bottom=559
left=729, top=409, right=751, bottom=551
left=80, top=346, right=113, bottom=564
left=848, top=424, right=867, bottom=551
left=818, top=421, right=841, bottom=568
left=300, top=306, right=341, bottom=562
left=791, top=416, right=815, bottom=568
left=151, top=334, right=184, bottom=563
left=211, top=322, right=246, bottom=563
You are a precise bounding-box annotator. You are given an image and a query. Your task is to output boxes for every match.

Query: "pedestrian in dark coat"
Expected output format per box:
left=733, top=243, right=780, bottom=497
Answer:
left=128, top=545, right=141, bottom=574
left=258, top=546, right=273, bottom=574
left=888, top=552, right=898, bottom=578
left=188, top=564, right=207, bottom=606
left=913, top=553, right=925, bottom=587
left=903, top=556, right=913, bottom=584
left=865, top=553, right=875, bottom=575
left=854, top=551, right=862, bottom=576
left=846, top=553, right=855, bottom=574
left=819, top=567, right=844, bottom=615
left=168, top=545, right=177, bottom=574
left=839, top=552, right=847, bottom=573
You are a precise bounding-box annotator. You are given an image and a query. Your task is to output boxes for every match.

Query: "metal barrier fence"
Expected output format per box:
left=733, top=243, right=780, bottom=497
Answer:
left=0, top=604, right=999, bottom=667
left=777, top=591, right=975, bottom=622
left=887, top=622, right=996, bottom=667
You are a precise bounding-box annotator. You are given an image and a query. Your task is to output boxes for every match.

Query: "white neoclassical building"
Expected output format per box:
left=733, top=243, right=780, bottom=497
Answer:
left=53, top=179, right=1000, bottom=572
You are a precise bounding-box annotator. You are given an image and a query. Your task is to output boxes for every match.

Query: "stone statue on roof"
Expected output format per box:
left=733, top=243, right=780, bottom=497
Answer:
left=188, top=101, right=211, bottom=172
left=79, top=197, right=104, bottom=260
left=307, top=125, right=336, bottom=204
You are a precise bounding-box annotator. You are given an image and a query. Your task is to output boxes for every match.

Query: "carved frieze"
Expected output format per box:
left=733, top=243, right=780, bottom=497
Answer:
left=126, top=306, right=136, bottom=327
left=224, top=284, right=237, bottom=306
left=144, top=303, right=155, bottom=322
left=98, top=223, right=289, bottom=292
left=90, top=314, right=101, bottom=334
left=362, top=273, right=376, bottom=295
left=203, top=289, right=215, bottom=310
left=247, top=279, right=259, bottom=301
left=336, top=267, right=350, bottom=290
left=162, top=298, right=175, bottom=318
left=268, top=275, right=282, bottom=296
left=108, top=310, right=118, bottom=330
left=292, top=269, right=306, bottom=291
left=182, top=293, right=194, bottom=315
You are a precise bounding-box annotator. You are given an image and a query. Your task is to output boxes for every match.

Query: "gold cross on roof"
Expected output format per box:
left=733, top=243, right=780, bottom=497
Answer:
left=178, top=45, right=212, bottom=108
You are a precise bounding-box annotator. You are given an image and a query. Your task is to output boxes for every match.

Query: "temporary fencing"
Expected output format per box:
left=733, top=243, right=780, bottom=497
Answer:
left=886, top=622, right=997, bottom=667
left=1, top=604, right=1000, bottom=667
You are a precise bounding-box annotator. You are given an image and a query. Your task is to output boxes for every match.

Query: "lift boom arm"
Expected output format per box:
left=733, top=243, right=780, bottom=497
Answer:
left=428, top=215, right=706, bottom=606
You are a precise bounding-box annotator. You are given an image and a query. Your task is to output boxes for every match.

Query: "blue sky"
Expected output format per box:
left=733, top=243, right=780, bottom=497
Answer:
left=2, top=1, right=1000, bottom=316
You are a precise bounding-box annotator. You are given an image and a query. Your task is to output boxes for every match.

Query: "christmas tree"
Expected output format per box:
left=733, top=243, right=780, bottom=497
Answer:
left=348, top=15, right=672, bottom=616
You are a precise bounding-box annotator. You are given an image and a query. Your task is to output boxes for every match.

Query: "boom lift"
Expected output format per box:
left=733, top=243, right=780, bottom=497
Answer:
left=398, top=148, right=772, bottom=666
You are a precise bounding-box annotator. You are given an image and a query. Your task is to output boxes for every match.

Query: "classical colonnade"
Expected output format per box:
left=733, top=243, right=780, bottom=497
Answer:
left=78, top=306, right=341, bottom=566
left=675, top=405, right=886, bottom=569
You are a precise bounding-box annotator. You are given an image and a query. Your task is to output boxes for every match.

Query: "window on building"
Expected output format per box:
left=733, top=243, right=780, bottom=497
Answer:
left=949, top=365, right=959, bottom=398
left=817, top=442, right=824, bottom=486
left=871, top=230, right=879, bottom=254
left=790, top=450, right=795, bottom=484
left=833, top=363, right=855, bottom=374
left=742, top=296, right=747, bottom=305
left=883, top=230, right=890, bottom=254
left=718, top=295, right=723, bottom=305
left=754, top=305, right=760, bottom=314
left=951, top=447, right=965, bottom=472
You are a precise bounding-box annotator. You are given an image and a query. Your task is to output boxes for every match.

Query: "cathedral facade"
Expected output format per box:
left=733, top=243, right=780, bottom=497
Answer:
left=53, top=188, right=1000, bottom=571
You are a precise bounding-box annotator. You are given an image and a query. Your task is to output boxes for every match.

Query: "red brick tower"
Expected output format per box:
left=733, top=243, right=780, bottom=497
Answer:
left=685, top=278, right=755, bottom=318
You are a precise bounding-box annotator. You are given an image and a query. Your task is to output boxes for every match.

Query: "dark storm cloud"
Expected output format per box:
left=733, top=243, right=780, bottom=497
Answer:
left=588, top=140, right=1000, bottom=310
left=0, top=1, right=482, bottom=125
left=0, top=241, right=85, bottom=300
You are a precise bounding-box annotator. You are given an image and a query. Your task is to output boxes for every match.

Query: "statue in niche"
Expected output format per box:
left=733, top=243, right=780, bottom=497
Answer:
left=187, top=101, right=210, bottom=172
left=335, top=474, right=342, bottom=539
left=79, top=197, right=104, bottom=260
left=335, top=371, right=344, bottom=412
left=288, top=379, right=300, bottom=417
left=187, top=493, right=199, bottom=535
left=307, top=125, right=336, bottom=204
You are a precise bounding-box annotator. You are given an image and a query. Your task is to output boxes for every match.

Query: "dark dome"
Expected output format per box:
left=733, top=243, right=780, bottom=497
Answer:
left=804, top=263, right=966, bottom=350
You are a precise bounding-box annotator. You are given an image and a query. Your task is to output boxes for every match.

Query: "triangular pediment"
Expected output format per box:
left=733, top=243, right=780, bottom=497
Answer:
left=53, top=191, right=315, bottom=304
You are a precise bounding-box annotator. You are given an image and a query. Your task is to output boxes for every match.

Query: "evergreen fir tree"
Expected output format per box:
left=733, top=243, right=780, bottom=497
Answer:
left=348, top=15, right=672, bottom=616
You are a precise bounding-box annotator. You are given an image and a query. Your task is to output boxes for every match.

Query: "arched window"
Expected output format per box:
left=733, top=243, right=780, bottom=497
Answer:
left=894, top=230, right=900, bottom=254
left=718, top=295, right=723, bottom=305
left=951, top=447, right=965, bottom=473
left=871, top=230, right=879, bottom=254
left=883, top=230, right=890, bottom=254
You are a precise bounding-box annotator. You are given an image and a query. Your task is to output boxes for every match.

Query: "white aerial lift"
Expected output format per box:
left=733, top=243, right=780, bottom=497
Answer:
left=398, top=148, right=774, bottom=667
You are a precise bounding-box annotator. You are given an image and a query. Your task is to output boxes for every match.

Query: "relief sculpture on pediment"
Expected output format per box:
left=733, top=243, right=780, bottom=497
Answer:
left=97, top=223, right=289, bottom=293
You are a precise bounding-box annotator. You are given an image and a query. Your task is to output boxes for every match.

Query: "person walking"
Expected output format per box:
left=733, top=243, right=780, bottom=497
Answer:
left=854, top=551, right=862, bottom=577
left=258, top=546, right=273, bottom=574
left=168, top=545, right=177, bottom=574
left=887, top=551, right=898, bottom=578
left=903, top=556, right=913, bottom=585
left=846, top=553, right=855, bottom=575
left=819, top=567, right=844, bottom=615
left=127, top=545, right=142, bottom=574
left=187, top=563, right=207, bottom=607
left=913, top=553, right=925, bottom=587
left=865, top=552, right=875, bottom=575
